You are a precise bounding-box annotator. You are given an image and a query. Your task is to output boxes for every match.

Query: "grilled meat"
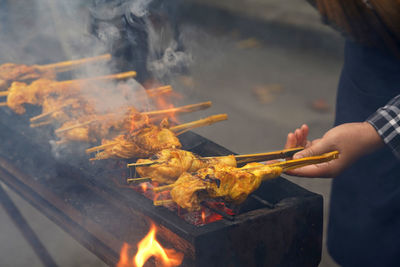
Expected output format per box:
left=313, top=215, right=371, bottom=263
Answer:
left=136, top=149, right=236, bottom=184
left=91, top=124, right=182, bottom=160
left=0, top=63, right=55, bottom=90
left=170, top=163, right=282, bottom=211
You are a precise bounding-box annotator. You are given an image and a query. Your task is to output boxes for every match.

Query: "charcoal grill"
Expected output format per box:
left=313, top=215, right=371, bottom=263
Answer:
left=0, top=107, right=323, bottom=267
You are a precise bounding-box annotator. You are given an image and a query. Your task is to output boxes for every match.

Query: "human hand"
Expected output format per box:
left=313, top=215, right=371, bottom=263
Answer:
left=284, top=122, right=384, bottom=178
left=285, top=124, right=310, bottom=149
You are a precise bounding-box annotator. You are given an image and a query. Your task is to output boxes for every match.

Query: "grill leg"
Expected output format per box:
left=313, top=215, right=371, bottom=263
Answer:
left=0, top=183, right=59, bottom=267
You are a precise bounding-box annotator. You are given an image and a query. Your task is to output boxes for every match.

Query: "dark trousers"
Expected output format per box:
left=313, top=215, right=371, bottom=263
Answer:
left=328, top=40, right=400, bottom=266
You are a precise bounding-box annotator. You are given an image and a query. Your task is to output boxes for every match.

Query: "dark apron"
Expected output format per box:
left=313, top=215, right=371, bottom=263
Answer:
left=327, top=40, right=400, bottom=266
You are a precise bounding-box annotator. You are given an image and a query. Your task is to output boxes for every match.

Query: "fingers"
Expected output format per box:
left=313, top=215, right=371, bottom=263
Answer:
left=293, top=136, right=333, bottom=159
left=285, top=162, right=336, bottom=178
left=285, top=133, right=297, bottom=149
left=285, top=124, right=309, bottom=149
left=300, top=124, right=309, bottom=146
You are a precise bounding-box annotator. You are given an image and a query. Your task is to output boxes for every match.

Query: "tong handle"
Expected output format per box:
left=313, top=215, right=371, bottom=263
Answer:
left=233, top=147, right=304, bottom=165
left=269, top=151, right=339, bottom=171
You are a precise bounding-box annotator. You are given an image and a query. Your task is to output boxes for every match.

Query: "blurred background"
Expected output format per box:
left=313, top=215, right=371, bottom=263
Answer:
left=0, top=0, right=344, bottom=266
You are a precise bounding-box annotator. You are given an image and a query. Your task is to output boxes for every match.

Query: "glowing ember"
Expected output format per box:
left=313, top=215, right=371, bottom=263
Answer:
left=201, top=209, right=206, bottom=224
left=117, top=224, right=183, bottom=267
left=140, top=182, right=148, bottom=192
left=130, top=182, right=235, bottom=226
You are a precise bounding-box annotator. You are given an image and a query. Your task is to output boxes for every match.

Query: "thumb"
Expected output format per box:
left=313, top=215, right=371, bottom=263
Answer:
left=293, top=139, right=328, bottom=159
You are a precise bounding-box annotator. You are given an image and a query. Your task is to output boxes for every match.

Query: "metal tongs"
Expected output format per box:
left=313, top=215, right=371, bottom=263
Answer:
left=265, top=150, right=339, bottom=172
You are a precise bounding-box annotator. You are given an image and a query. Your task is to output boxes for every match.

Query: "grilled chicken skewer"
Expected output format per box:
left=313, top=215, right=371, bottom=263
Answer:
left=55, top=108, right=145, bottom=143
left=28, top=85, right=175, bottom=127
left=29, top=96, right=96, bottom=127
left=153, top=151, right=339, bottom=211
left=0, top=54, right=111, bottom=90
left=0, top=71, right=136, bottom=114
left=86, top=114, right=228, bottom=160
left=128, top=147, right=303, bottom=184
left=53, top=102, right=212, bottom=144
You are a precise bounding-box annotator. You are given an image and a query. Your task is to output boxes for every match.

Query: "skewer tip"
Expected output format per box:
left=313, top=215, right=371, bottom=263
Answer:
left=126, top=177, right=152, bottom=183
left=154, top=199, right=174, bottom=206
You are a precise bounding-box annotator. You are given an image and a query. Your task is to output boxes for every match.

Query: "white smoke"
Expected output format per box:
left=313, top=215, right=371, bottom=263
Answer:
left=148, top=41, right=193, bottom=80
left=128, top=0, right=153, bottom=17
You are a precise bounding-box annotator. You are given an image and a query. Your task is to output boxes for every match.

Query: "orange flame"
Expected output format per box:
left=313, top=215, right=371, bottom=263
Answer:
left=135, top=224, right=183, bottom=267
left=153, top=94, right=182, bottom=124
left=117, top=224, right=183, bottom=267
left=117, top=243, right=131, bottom=267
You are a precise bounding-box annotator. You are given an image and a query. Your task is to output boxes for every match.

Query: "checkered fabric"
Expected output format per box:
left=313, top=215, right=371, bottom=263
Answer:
left=367, top=94, right=400, bottom=159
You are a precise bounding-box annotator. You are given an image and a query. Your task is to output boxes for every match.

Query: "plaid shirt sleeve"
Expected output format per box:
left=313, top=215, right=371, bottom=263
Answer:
left=367, top=94, right=400, bottom=160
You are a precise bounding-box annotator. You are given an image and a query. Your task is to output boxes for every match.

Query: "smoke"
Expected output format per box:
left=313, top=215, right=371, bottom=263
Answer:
left=128, top=0, right=153, bottom=17
left=0, top=0, right=194, bottom=161
left=148, top=35, right=193, bottom=81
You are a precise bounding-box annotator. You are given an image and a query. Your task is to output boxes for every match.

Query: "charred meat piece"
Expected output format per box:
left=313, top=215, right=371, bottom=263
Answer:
left=136, top=149, right=236, bottom=184
left=91, top=125, right=182, bottom=160
left=0, top=63, right=55, bottom=90
left=170, top=163, right=281, bottom=211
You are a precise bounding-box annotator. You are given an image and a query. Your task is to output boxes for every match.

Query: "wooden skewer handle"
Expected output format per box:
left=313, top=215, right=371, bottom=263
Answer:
left=0, top=91, right=9, bottom=97
left=55, top=120, right=96, bottom=134
left=126, top=177, right=152, bottom=183
left=56, top=71, right=137, bottom=86
left=170, top=114, right=228, bottom=135
left=127, top=161, right=164, bottom=168
left=85, top=141, right=119, bottom=154
left=38, top=54, right=112, bottom=71
left=30, top=103, right=72, bottom=122
left=154, top=199, right=174, bottom=206
left=145, top=85, right=173, bottom=97
left=153, top=184, right=175, bottom=193
left=30, top=121, right=52, bottom=128
left=142, top=101, right=212, bottom=117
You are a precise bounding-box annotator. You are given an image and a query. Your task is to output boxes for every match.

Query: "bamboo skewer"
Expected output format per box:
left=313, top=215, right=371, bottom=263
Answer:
left=152, top=151, right=340, bottom=193
left=37, top=54, right=112, bottom=72
left=55, top=71, right=137, bottom=86
left=86, top=142, right=118, bottom=154
left=153, top=199, right=175, bottom=206
left=0, top=91, right=9, bottom=97
left=27, top=84, right=172, bottom=121
left=153, top=184, right=175, bottom=193
left=126, top=177, right=152, bottom=183
left=53, top=102, right=214, bottom=138
left=30, top=103, right=72, bottom=122
left=55, top=120, right=96, bottom=134
left=126, top=147, right=305, bottom=168
left=170, top=114, right=228, bottom=136
left=146, top=85, right=173, bottom=97
left=0, top=71, right=137, bottom=99
left=127, top=161, right=164, bottom=168
left=142, top=101, right=212, bottom=117
left=30, top=121, right=52, bottom=128
left=85, top=114, right=228, bottom=155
